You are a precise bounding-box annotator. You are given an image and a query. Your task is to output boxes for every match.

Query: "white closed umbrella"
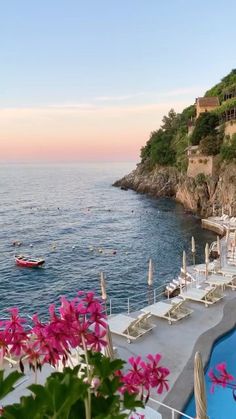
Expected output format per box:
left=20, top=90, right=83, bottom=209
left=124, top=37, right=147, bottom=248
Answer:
left=147, top=258, right=154, bottom=286
left=217, top=236, right=221, bottom=268
left=104, top=325, right=114, bottom=359
left=191, top=236, right=196, bottom=266
left=194, top=351, right=208, bottom=419
left=100, top=272, right=107, bottom=301
left=182, top=250, right=187, bottom=290
left=232, top=230, right=236, bottom=260
left=226, top=227, right=230, bottom=243
left=205, top=243, right=209, bottom=280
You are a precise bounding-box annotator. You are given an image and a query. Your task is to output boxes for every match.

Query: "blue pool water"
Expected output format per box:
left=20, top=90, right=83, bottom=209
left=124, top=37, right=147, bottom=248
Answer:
left=184, top=327, right=236, bottom=419
left=0, top=162, right=216, bottom=318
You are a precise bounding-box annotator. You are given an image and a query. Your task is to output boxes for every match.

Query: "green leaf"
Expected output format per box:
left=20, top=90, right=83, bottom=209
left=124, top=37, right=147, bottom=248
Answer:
left=2, top=395, right=43, bottom=419
left=91, top=394, right=121, bottom=418
left=88, top=353, right=124, bottom=379
left=0, top=370, right=24, bottom=400
left=123, top=392, right=143, bottom=410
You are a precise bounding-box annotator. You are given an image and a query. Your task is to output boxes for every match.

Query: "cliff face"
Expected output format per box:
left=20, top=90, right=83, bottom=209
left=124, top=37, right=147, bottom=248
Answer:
left=114, top=165, right=180, bottom=197
left=114, top=162, right=236, bottom=217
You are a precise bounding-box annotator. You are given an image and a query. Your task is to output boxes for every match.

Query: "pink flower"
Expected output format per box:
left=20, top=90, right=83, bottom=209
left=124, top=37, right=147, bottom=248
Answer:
left=126, top=356, right=144, bottom=385
left=119, top=353, right=169, bottom=398
left=0, top=291, right=170, bottom=408
left=87, top=328, right=107, bottom=352
left=0, top=308, right=28, bottom=357
left=91, top=377, right=101, bottom=389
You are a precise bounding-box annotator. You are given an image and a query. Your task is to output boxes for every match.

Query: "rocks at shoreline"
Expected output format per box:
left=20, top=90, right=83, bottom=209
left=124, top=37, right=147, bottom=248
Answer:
left=113, top=164, right=179, bottom=197
left=113, top=162, right=236, bottom=217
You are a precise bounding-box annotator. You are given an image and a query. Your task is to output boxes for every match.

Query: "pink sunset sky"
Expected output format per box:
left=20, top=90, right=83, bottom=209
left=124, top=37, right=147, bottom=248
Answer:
left=0, top=99, right=196, bottom=162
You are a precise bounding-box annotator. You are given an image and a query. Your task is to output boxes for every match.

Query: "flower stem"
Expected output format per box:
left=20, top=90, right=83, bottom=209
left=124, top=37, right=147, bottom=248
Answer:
left=81, top=335, right=91, bottom=419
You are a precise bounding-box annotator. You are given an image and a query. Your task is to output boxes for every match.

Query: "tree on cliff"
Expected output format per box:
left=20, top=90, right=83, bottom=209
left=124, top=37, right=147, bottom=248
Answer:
left=191, top=113, right=219, bottom=145
left=161, top=108, right=177, bottom=130
left=140, top=110, right=178, bottom=166
left=149, top=130, right=176, bottom=166
left=140, top=106, right=195, bottom=169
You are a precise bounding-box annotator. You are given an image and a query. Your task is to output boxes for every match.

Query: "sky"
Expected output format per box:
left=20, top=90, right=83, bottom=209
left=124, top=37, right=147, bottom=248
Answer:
left=1, top=0, right=236, bottom=162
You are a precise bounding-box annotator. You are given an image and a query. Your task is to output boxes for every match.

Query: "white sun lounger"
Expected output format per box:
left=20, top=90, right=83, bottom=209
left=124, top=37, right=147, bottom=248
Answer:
left=107, top=313, right=155, bottom=342
left=194, top=263, right=216, bottom=274
left=219, top=267, right=236, bottom=277
left=205, top=274, right=236, bottom=290
left=180, top=286, right=224, bottom=307
left=141, top=300, right=193, bottom=325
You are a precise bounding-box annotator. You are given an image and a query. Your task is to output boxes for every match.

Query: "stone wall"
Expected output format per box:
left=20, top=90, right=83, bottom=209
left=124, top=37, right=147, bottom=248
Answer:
left=187, top=155, right=219, bottom=177
left=224, top=120, right=236, bottom=137
left=196, top=105, right=218, bottom=118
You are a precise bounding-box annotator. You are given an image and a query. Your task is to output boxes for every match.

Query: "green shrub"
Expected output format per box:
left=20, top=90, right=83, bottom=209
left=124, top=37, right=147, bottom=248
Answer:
left=195, top=173, right=207, bottom=185
left=199, top=134, right=222, bottom=156
left=220, top=136, right=236, bottom=161
left=191, top=113, right=219, bottom=145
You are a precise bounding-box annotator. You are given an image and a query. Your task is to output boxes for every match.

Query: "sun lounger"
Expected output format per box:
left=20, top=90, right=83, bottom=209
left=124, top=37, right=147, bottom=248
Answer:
left=194, top=263, right=216, bottom=274
left=141, top=300, right=193, bottom=325
left=219, top=268, right=236, bottom=277
left=135, top=312, right=155, bottom=332
left=180, top=286, right=224, bottom=307
left=205, top=274, right=236, bottom=290
left=107, top=313, right=155, bottom=342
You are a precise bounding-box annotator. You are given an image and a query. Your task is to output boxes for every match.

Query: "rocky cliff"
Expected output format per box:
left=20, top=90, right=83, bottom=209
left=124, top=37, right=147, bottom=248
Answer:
left=114, top=162, right=236, bottom=217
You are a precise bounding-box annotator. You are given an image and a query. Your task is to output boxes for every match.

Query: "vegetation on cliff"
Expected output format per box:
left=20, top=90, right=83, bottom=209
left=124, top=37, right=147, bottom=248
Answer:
left=191, top=113, right=224, bottom=156
left=205, top=69, right=236, bottom=98
left=140, top=106, right=194, bottom=171
left=140, top=70, right=236, bottom=171
left=220, top=134, right=236, bottom=160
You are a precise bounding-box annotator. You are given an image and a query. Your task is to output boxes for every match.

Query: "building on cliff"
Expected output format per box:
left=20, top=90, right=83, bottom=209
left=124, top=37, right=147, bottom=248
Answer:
left=187, top=92, right=236, bottom=177
left=186, top=146, right=219, bottom=177
left=220, top=86, right=236, bottom=138
left=195, top=96, right=219, bottom=118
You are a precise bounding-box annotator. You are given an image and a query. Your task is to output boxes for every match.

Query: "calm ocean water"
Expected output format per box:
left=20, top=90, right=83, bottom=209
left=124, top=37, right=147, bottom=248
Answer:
left=0, top=162, right=216, bottom=318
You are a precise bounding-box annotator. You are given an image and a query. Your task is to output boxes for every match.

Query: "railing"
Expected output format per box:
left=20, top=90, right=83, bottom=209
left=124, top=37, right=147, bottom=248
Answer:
left=148, top=397, right=195, bottom=419
left=107, top=283, right=168, bottom=315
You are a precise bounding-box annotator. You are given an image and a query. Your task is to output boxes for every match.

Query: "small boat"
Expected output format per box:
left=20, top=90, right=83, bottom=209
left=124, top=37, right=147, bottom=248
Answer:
left=15, top=255, right=45, bottom=268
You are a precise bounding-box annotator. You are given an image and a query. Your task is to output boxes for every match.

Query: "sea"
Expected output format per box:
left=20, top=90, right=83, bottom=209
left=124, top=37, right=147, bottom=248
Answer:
left=0, top=162, right=216, bottom=319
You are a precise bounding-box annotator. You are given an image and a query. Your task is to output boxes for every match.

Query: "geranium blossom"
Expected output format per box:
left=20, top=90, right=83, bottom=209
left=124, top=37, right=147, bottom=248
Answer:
left=119, top=353, right=170, bottom=398
left=0, top=292, right=170, bottom=418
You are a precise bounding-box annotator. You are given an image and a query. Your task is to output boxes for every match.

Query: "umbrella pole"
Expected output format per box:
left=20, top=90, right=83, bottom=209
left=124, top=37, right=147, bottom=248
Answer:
left=205, top=243, right=209, bottom=281
left=192, top=251, right=196, bottom=267
left=191, top=237, right=196, bottom=267
left=194, top=351, right=208, bottom=419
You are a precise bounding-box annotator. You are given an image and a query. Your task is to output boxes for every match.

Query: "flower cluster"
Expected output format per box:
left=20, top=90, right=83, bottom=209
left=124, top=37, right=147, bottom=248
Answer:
left=209, top=362, right=235, bottom=393
left=118, top=354, right=169, bottom=400
left=0, top=292, right=170, bottom=419
left=0, top=292, right=107, bottom=370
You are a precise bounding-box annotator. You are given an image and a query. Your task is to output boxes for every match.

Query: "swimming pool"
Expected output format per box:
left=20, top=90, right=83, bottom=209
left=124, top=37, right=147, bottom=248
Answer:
left=184, top=327, right=236, bottom=419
